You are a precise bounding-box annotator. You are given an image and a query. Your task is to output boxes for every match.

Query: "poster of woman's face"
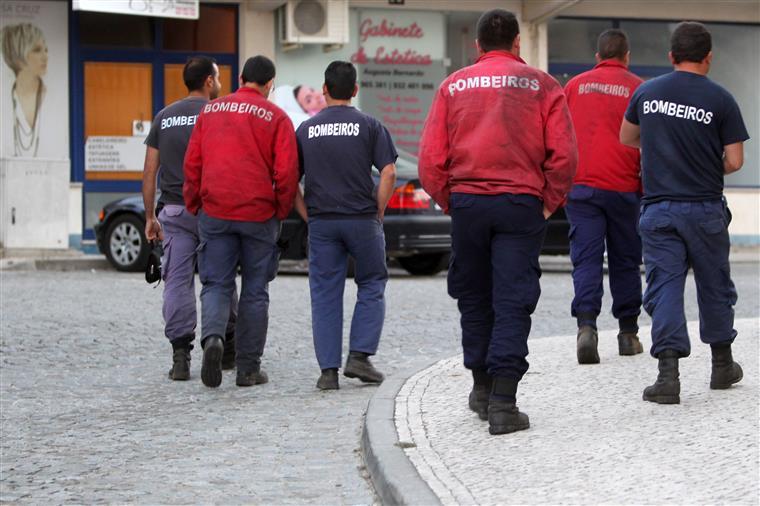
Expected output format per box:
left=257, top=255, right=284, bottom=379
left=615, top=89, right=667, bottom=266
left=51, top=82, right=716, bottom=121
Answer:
left=0, top=1, right=67, bottom=159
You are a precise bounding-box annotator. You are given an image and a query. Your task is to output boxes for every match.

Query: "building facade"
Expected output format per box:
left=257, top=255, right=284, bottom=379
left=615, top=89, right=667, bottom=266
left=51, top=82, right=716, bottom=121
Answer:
left=0, top=0, right=757, bottom=251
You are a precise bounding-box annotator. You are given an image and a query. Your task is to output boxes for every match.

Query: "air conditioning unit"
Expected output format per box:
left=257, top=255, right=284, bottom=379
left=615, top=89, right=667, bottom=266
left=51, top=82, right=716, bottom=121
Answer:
left=280, top=0, right=349, bottom=45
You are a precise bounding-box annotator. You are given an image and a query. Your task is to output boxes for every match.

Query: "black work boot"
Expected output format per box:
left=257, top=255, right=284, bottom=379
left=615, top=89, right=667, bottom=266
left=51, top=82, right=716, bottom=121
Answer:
left=643, top=350, right=680, bottom=404
left=710, top=344, right=743, bottom=389
left=168, top=348, right=191, bottom=381
left=488, top=377, right=530, bottom=435
left=618, top=332, right=644, bottom=356
left=577, top=325, right=600, bottom=364
left=344, top=351, right=384, bottom=384
left=200, top=335, right=224, bottom=388
left=222, top=332, right=236, bottom=370
left=236, top=368, right=269, bottom=387
left=317, top=368, right=339, bottom=390
left=468, top=370, right=492, bottom=421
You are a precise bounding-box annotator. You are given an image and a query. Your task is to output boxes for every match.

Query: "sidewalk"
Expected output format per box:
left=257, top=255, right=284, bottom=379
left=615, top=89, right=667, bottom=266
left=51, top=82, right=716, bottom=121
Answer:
left=364, top=318, right=759, bottom=505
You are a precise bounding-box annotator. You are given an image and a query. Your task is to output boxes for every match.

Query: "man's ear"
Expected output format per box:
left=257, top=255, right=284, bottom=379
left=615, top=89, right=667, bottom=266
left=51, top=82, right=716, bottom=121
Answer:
left=668, top=51, right=676, bottom=65
left=624, top=51, right=631, bottom=66
left=512, top=33, right=521, bottom=54
left=475, top=38, right=484, bottom=56
left=322, top=83, right=329, bottom=98
left=595, top=52, right=602, bottom=64
left=351, top=84, right=358, bottom=98
left=704, top=51, right=713, bottom=66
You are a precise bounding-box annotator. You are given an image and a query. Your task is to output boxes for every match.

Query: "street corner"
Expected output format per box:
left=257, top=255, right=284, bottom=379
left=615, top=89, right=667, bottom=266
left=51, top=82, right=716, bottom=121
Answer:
left=365, top=318, right=759, bottom=505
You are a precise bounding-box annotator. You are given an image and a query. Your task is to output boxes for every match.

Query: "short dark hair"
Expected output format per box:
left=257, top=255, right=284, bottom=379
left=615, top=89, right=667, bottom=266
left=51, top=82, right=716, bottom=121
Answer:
left=670, top=22, right=712, bottom=64
left=476, top=9, right=519, bottom=52
left=324, top=61, right=356, bottom=100
left=241, top=55, right=275, bottom=85
left=597, top=29, right=629, bottom=60
left=183, top=56, right=216, bottom=92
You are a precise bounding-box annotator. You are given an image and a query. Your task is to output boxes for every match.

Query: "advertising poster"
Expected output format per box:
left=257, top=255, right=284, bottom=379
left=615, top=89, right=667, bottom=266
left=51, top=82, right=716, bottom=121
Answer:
left=0, top=0, right=68, bottom=160
left=353, top=10, right=446, bottom=156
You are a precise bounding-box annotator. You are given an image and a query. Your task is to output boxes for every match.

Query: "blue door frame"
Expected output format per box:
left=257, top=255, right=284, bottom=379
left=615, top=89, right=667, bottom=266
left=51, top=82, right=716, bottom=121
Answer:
left=68, top=2, right=239, bottom=240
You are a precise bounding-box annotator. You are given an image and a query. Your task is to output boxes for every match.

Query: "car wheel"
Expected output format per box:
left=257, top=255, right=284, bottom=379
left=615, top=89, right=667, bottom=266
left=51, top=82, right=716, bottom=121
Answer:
left=105, top=214, right=149, bottom=272
left=398, top=253, right=448, bottom=276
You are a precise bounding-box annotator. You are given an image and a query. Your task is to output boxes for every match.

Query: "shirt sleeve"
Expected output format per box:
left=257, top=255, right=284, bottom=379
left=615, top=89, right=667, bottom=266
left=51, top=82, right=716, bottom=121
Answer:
left=144, top=112, right=161, bottom=148
left=372, top=120, right=398, bottom=171
left=418, top=85, right=451, bottom=213
left=719, top=93, right=750, bottom=146
left=624, top=87, right=642, bottom=125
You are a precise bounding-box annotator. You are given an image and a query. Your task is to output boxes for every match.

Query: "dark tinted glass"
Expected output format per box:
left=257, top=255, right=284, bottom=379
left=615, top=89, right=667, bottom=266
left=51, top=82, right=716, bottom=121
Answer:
left=163, top=5, right=237, bottom=53
left=79, top=12, right=154, bottom=49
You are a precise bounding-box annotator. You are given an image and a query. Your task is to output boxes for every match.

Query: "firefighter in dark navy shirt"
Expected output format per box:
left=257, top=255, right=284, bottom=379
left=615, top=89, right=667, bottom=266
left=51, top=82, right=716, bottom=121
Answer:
left=419, top=10, right=577, bottom=435
left=294, top=61, right=397, bottom=391
left=142, top=56, right=238, bottom=381
left=621, top=22, right=749, bottom=404
left=563, top=30, right=645, bottom=365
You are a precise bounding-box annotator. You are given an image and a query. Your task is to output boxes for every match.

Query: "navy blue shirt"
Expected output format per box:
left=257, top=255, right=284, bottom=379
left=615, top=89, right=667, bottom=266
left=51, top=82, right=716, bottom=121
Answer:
left=296, top=105, right=397, bottom=218
left=625, top=71, right=749, bottom=203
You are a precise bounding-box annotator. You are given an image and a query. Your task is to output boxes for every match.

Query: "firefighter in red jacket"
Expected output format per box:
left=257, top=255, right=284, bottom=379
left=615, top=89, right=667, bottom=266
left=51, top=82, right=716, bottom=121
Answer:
left=184, top=56, right=299, bottom=389
left=563, top=29, right=645, bottom=365
left=419, top=10, right=577, bottom=435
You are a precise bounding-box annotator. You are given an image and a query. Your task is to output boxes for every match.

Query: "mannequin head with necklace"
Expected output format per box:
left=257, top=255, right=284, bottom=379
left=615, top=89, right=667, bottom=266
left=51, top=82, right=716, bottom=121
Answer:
left=2, top=23, right=48, bottom=156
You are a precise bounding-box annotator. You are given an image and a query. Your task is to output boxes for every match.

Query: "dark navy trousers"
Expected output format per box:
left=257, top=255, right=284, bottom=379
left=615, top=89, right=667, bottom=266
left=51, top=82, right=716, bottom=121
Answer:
left=197, top=211, right=280, bottom=373
left=448, top=193, right=547, bottom=381
left=308, top=217, right=388, bottom=370
left=565, top=185, right=642, bottom=327
left=640, top=199, right=737, bottom=358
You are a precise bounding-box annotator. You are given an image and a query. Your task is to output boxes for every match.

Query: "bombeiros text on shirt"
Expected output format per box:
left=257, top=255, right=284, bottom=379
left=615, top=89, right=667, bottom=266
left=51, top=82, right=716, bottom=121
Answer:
left=642, top=99, right=713, bottom=125
left=202, top=101, right=273, bottom=121
left=161, top=115, right=197, bottom=129
left=578, top=82, right=631, bottom=98
left=307, top=122, right=361, bottom=139
left=448, top=74, right=540, bottom=96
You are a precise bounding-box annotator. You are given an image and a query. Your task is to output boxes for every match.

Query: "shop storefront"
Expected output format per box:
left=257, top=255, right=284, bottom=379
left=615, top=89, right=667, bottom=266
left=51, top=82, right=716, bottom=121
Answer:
left=1, top=0, right=757, bottom=252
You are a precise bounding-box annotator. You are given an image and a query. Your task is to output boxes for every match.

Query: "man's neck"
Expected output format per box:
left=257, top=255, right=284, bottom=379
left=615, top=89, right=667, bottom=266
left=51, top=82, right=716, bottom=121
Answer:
left=674, top=62, right=708, bottom=76
left=242, top=82, right=268, bottom=95
left=326, top=98, right=351, bottom=107
left=187, top=90, right=208, bottom=100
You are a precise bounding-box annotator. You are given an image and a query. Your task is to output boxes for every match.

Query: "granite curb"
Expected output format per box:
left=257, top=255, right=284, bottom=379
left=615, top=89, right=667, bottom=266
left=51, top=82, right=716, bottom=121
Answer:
left=362, top=360, right=441, bottom=506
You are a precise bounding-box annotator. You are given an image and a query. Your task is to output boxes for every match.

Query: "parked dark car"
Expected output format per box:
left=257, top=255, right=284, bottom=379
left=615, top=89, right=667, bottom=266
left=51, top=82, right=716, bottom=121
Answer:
left=94, top=151, right=569, bottom=274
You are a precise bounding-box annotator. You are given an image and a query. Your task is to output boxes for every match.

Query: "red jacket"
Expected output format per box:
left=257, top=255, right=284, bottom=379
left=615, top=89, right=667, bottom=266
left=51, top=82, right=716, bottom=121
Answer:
left=183, top=87, right=299, bottom=221
left=418, top=50, right=577, bottom=214
left=564, top=60, right=643, bottom=193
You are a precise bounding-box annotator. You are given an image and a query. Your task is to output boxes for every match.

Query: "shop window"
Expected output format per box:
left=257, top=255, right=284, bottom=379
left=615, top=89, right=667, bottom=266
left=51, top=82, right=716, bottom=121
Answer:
left=79, top=12, right=154, bottom=49
left=548, top=18, right=611, bottom=64
left=84, top=62, right=152, bottom=180
left=710, top=23, right=760, bottom=187
left=163, top=5, right=236, bottom=52
left=164, top=63, right=233, bottom=105
left=618, top=20, right=675, bottom=67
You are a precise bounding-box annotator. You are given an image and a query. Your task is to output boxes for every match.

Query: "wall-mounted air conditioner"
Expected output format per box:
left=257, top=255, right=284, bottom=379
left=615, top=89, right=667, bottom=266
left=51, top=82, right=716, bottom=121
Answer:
left=280, top=0, right=349, bottom=45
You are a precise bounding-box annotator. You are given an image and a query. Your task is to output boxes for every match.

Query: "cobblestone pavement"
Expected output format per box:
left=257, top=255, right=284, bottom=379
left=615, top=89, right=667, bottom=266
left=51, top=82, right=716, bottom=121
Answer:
left=396, top=318, right=759, bottom=505
left=1, top=263, right=758, bottom=503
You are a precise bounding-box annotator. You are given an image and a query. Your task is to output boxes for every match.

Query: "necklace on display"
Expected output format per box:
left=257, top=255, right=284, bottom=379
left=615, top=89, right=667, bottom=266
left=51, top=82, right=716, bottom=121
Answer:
left=12, top=80, right=42, bottom=157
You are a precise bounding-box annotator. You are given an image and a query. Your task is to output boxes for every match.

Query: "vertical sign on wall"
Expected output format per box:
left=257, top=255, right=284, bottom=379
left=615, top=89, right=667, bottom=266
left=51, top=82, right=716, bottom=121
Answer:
left=0, top=0, right=69, bottom=159
left=352, top=10, right=446, bottom=157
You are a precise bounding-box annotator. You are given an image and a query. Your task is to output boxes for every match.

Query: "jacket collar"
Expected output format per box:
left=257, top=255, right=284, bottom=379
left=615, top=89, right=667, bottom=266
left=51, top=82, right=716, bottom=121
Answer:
left=476, top=49, right=526, bottom=65
left=594, top=59, right=628, bottom=70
